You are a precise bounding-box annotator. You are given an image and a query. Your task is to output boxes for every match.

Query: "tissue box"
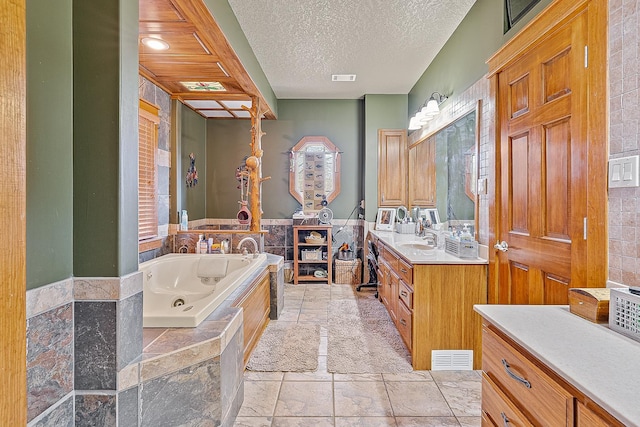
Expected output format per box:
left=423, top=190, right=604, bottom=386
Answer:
left=396, top=223, right=415, bottom=234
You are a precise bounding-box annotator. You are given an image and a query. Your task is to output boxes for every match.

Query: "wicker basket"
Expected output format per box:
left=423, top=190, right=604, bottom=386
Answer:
left=305, top=236, right=325, bottom=244
left=334, top=259, right=362, bottom=285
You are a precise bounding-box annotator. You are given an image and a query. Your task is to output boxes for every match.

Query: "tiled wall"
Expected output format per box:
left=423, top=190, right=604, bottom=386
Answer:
left=26, top=274, right=247, bottom=426
left=159, top=218, right=366, bottom=282
left=138, top=76, right=172, bottom=261
left=608, top=0, right=640, bottom=285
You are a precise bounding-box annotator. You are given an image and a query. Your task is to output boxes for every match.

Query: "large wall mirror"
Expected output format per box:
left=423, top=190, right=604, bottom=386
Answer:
left=409, top=103, right=479, bottom=238
left=289, top=136, right=341, bottom=212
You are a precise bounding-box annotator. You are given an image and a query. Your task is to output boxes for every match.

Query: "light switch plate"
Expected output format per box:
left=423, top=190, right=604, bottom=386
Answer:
left=609, top=155, right=640, bottom=188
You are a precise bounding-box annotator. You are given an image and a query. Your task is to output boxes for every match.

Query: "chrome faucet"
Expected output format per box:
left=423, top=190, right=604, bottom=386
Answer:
left=237, top=237, right=259, bottom=258
left=421, top=230, right=439, bottom=247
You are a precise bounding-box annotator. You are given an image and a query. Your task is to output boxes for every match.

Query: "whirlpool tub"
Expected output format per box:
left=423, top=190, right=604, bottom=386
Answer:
left=141, top=253, right=268, bottom=327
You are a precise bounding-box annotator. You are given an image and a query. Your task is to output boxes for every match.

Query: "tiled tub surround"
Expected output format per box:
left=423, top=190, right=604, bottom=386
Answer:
left=26, top=256, right=284, bottom=426
left=171, top=218, right=365, bottom=267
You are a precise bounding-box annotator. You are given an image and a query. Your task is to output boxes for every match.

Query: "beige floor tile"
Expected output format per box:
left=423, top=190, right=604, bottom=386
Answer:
left=272, top=416, right=334, bottom=426
left=276, top=310, right=300, bottom=322
left=233, top=416, right=273, bottom=427
left=237, top=381, right=282, bottom=417
left=283, top=369, right=332, bottom=381
left=437, top=380, right=482, bottom=417
left=395, top=417, right=460, bottom=426
left=244, top=371, right=284, bottom=381
left=335, top=416, right=397, bottom=426
left=274, top=381, right=334, bottom=417
left=333, top=381, right=393, bottom=417
left=333, top=373, right=383, bottom=381
left=235, top=280, right=486, bottom=426
left=457, top=417, right=482, bottom=427
left=385, top=381, right=453, bottom=417
left=382, top=371, right=433, bottom=382
left=318, top=335, right=328, bottom=355
left=430, top=370, right=481, bottom=383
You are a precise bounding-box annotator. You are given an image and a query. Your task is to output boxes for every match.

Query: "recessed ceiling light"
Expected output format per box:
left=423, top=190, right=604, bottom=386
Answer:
left=141, top=37, right=169, bottom=51
left=331, top=74, right=356, bottom=82
left=180, top=81, right=226, bottom=92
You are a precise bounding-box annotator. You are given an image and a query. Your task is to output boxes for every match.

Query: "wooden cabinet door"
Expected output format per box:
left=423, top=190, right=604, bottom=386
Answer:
left=378, top=129, right=407, bottom=207
left=408, top=136, right=436, bottom=207
left=378, top=259, right=389, bottom=307
left=576, top=402, right=624, bottom=427
left=388, top=269, right=399, bottom=322
left=494, top=5, right=606, bottom=305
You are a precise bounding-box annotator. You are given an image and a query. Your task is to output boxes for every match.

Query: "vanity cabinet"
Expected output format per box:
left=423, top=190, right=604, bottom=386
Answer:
left=480, top=321, right=626, bottom=427
left=408, top=136, right=436, bottom=207
left=378, top=129, right=407, bottom=207
left=373, top=235, right=486, bottom=370
left=293, top=225, right=332, bottom=285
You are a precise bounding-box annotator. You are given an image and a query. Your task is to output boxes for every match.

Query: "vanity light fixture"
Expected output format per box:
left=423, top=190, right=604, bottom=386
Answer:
left=141, top=37, right=170, bottom=51
left=408, top=91, right=449, bottom=130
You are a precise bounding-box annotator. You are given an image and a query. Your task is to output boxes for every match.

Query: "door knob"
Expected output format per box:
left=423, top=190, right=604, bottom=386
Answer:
left=494, top=240, right=509, bottom=252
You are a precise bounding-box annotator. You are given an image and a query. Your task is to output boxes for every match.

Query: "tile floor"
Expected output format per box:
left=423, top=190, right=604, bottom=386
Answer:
left=233, top=283, right=482, bottom=427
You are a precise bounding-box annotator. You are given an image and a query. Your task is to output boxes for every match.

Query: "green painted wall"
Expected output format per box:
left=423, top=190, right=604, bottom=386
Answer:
left=182, top=105, right=208, bottom=220
left=204, top=119, right=251, bottom=219
left=363, top=95, right=409, bottom=221
left=26, top=0, right=74, bottom=289
left=73, top=0, right=139, bottom=277
left=203, top=0, right=278, bottom=118
left=206, top=99, right=363, bottom=219
left=409, top=0, right=553, bottom=114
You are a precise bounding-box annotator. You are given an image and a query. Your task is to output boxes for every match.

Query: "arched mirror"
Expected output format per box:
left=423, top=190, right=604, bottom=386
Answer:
left=289, top=136, right=341, bottom=212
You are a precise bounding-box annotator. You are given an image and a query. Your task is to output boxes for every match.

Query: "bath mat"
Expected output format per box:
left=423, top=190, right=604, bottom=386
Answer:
left=246, top=323, right=320, bottom=372
left=327, top=296, right=413, bottom=374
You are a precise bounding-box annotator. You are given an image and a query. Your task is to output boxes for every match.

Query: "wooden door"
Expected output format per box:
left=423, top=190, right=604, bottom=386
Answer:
left=378, top=129, right=407, bottom=207
left=492, top=0, right=607, bottom=305
left=408, top=136, right=436, bottom=207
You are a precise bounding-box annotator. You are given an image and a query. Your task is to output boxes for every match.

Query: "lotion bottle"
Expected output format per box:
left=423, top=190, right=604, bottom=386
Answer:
left=181, top=210, right=188, bottom=231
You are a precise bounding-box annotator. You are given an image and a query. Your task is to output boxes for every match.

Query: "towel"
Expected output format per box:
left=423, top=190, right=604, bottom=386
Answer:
left=196, top=258, right=228, bottom=278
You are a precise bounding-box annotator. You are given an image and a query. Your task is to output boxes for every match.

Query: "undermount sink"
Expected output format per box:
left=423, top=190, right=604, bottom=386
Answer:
left=397, top=242, right=435, bottom=251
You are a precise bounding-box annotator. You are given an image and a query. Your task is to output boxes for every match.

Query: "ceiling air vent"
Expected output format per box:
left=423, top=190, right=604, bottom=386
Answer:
left=331, top=74, right=356, bottom=82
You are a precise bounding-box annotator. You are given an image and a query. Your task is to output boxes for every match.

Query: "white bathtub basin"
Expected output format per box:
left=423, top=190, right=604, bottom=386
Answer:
left=141, top=253, right=267, bottom=327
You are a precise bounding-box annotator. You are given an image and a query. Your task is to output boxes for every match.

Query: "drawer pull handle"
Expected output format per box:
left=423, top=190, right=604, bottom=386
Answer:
left=401, top=268, right=407, bottom=273
left=501, top=359, right=531, bottom=388
left=400, top=290, right=408, bottom=297
left=501, top=412, right=510, bottom=426
left=399, top=319, right=407, bottom=326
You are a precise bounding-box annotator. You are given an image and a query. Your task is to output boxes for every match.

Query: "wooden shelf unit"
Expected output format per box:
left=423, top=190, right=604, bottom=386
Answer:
left=293, top=225, right=332, bottom=284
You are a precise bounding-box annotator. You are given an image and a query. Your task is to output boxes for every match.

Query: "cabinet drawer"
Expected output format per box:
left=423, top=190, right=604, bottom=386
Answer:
left=381, top=246, right=399, bottom=272
left=398, top=258, right=413, bottom=285
left=481, top=373, right=532, bottom=427
left=483, top=327, right=573, bottom=427
left=398, top=281, right=413, bottom=310
left=397, top=298, right=412, bottom=350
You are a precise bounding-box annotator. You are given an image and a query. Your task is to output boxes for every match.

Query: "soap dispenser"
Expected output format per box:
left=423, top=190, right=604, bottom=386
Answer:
left=198, top=235, right=208, bottom=254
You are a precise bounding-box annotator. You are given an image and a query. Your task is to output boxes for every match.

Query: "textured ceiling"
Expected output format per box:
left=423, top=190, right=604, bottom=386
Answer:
left=228, top=0, right=477, bottom=99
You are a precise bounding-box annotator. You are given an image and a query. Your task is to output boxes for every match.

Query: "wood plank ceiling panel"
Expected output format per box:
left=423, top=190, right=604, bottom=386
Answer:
left=138, top=0, right=274, bottom=119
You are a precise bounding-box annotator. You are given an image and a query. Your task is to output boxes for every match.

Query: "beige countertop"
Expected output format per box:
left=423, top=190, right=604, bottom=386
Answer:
left=370, top=229, right=488, bottom=265
left=474, top=304, right=640, bottom=426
